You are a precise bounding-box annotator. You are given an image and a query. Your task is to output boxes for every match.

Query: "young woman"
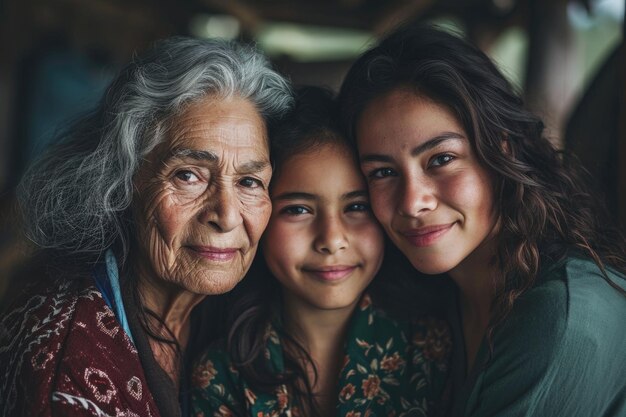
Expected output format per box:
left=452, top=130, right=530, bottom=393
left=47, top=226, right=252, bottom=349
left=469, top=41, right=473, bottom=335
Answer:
left=191, top=87, right=451, bottom=417
left=339, top=24, right=626, bottom=417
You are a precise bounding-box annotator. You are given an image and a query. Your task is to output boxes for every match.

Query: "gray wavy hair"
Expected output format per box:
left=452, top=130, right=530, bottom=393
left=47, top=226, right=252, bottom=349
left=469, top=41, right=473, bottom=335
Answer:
left=18, top=36, right=293, bottom=263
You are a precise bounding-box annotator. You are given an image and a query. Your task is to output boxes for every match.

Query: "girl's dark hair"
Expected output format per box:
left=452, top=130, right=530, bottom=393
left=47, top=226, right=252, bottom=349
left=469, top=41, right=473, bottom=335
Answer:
left=222, top=86, right=347, bottom=416
left=339, top=24, right=626, bottom=341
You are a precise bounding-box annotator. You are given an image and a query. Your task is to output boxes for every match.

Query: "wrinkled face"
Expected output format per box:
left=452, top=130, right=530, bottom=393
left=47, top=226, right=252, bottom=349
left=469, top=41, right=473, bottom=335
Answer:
left=356, top=89, right=497, bottom=277
left=261, top=142, right=385, bottom=311
left=133, top=96, right=272, bottom=295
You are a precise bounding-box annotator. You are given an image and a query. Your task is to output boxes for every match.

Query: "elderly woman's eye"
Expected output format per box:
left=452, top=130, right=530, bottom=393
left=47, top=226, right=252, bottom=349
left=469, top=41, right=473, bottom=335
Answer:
left=239, top=177, right=263, bottom=188
left=174, top=170, right=200, bottom=183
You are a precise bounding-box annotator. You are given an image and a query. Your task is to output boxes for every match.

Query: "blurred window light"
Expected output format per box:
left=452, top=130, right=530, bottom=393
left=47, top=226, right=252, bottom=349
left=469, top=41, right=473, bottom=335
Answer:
left=568, top=0, right=624, bottom=29
left=190, top=14, right=241, bottom=40
left=488, top=27, right=528, bottom=91
left=594, top=0, right=624, bottom=21
left=255, top=23, right=376, bottom=62
left=492, top=0, right=516, bottom=14
left=566, top=0, right=622, bottom=91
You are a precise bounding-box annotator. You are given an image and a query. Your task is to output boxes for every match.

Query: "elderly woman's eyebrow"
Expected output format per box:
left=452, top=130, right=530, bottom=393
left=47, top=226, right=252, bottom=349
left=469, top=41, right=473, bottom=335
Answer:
left=168, top=148, right=219, bottom=162
left=167, top=147, right=269, bottom=173
left=238, top=160, right=271, bottom=174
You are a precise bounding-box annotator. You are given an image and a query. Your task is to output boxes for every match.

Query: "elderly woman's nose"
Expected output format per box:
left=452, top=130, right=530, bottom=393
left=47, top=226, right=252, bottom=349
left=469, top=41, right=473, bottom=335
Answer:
left=199, top=185, right=244, bottom=232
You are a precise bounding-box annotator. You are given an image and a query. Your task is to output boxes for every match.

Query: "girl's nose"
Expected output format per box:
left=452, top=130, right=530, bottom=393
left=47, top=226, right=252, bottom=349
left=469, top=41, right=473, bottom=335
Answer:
left=314, top=215, right=348, bottom=254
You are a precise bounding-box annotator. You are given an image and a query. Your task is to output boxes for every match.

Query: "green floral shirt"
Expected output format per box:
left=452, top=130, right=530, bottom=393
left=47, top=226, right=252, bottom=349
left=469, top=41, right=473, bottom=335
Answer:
left=192, top=295, right=451, bottom=417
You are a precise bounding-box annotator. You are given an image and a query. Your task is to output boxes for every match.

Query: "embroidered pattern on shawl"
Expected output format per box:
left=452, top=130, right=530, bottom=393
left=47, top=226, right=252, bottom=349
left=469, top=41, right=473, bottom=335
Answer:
left=0, top=278, right=160, bottom=417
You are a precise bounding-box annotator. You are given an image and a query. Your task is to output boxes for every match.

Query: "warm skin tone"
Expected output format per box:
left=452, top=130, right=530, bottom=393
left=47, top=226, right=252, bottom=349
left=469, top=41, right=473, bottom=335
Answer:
left=356, top=89, right=498, bottom=371
left=261, top=142, right=384, bottom=414
left=132, top=95, right=272, bottom=386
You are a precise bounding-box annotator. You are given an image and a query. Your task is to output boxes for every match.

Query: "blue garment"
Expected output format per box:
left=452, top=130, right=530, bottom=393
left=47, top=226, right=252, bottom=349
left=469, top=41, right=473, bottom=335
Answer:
left=92, top=249, right=135, bottom=345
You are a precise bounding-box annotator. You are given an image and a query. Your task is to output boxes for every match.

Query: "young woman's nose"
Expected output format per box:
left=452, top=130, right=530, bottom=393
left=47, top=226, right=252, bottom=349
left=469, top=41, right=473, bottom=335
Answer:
left=198, top=184, right=243, bottom=233
left=314, top=215, right=349, bottom=254
left=397, top=176, right=437, bottom=217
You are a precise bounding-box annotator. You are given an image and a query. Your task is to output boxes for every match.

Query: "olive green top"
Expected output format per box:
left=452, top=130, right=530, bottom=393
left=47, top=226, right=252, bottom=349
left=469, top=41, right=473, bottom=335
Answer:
left=450, top=257, right=626, bottom=417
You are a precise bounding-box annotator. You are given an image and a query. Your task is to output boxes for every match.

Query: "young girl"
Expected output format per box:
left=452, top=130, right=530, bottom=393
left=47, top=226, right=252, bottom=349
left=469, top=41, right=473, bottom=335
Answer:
left=339, top=24, right=626, bottom=417
left=192, top=87, right=451, bottom=417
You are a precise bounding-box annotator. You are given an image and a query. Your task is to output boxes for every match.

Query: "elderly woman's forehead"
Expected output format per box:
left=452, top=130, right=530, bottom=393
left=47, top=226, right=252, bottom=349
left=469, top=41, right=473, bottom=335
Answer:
left=167, top=96, right=265, bottom=134
left=177, top=95, right=263, bottom=120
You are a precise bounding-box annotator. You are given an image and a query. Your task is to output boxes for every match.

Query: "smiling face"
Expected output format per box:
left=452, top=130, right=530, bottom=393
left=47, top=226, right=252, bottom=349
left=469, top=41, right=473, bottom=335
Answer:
left=132, top=95, right=272, bottom=296
left=261, top=141, right=384, bottom=312
left=355, top=88, right=497, bottom=278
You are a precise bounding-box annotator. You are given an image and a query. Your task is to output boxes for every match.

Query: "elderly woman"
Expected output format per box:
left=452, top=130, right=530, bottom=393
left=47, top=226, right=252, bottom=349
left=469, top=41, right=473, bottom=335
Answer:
left=0, top=37, right=292, bottom=417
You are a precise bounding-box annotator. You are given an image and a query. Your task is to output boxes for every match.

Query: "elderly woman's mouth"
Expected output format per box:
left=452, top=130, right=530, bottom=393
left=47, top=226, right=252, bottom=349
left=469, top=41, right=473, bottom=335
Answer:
left=187, top=246, right=240, bottom=261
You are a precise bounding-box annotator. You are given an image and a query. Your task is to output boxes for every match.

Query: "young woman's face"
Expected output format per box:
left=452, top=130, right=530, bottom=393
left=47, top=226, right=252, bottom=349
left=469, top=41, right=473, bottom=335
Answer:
left=261, top=142, right=384, bottom=311
left=355, top=89, right=497, bottom=277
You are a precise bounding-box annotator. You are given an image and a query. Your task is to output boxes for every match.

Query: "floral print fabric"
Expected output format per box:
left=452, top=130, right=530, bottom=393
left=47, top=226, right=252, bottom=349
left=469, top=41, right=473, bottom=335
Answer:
left=192, top=294, right=451, bottom=417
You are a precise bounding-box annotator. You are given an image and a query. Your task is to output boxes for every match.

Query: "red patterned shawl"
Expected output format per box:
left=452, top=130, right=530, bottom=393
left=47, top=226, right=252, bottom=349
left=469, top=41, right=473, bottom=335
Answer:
left=0, top=278, right=161, bottom=417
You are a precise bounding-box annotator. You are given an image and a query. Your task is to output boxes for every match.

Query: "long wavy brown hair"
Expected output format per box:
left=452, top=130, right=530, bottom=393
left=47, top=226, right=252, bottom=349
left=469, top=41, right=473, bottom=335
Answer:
left=338, top=23, right=626, bottom=343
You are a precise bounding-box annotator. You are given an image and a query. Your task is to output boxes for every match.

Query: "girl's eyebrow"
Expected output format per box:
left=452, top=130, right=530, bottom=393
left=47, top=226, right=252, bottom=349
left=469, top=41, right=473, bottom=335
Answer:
left=342, top=190, right=368, bottom=200
left=273, top=190, right=368, bottom=202
left=360, top=132, right=465, bottom=163
left=272, top=192, right=316, bottom=201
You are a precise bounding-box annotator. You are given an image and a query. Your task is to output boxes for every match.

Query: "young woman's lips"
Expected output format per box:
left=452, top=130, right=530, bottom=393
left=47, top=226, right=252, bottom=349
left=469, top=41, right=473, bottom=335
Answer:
left=304, top=265, right=357, bottom=282
left=401, top=223, right=455, bottom=247
left=188, top=246, right=238, bottom=261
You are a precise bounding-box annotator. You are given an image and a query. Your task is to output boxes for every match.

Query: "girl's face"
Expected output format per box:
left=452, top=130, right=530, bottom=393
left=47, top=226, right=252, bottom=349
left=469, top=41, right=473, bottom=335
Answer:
left=261, top=142, right=384, bottom=311
left=355, top=88, right=497, bottom=278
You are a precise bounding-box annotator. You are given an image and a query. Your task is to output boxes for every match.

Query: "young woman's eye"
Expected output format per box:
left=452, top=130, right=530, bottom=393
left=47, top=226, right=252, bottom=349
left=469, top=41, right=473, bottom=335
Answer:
left=429, top=154, right=455, bottom=167
left=369, top=167, right=397, bottom=178
left=346, top=202, right=370, bottom=212
left=239, top=177, right=263, bottom=189
left=174, top=170, right=200, bottom=183
left=281, top=206, right=311, bottom=216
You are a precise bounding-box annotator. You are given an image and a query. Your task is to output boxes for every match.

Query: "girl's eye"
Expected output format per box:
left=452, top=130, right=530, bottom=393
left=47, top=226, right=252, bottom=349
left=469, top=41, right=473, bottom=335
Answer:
left=369, top=167, right=397, bottom=178
left=346, top=202, right=370, bottom=212
left=281, top=206, right=311, bottom=216
left=429, top=154, right=455, bottom=167
left=175, top=170, right=200, bottom=183
left=239, top=177, right=263, bottom=189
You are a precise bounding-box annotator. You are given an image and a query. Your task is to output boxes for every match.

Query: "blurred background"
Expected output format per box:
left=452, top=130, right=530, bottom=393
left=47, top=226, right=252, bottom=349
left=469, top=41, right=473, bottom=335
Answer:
left=0, top=0, right=624, bottom=304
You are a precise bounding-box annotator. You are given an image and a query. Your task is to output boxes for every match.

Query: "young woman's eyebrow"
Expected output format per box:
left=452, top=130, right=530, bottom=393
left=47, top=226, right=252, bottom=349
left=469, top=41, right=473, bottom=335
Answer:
left=410, top=133, right=465, bottom=157
left=360, top=133, right=465, bottom=163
